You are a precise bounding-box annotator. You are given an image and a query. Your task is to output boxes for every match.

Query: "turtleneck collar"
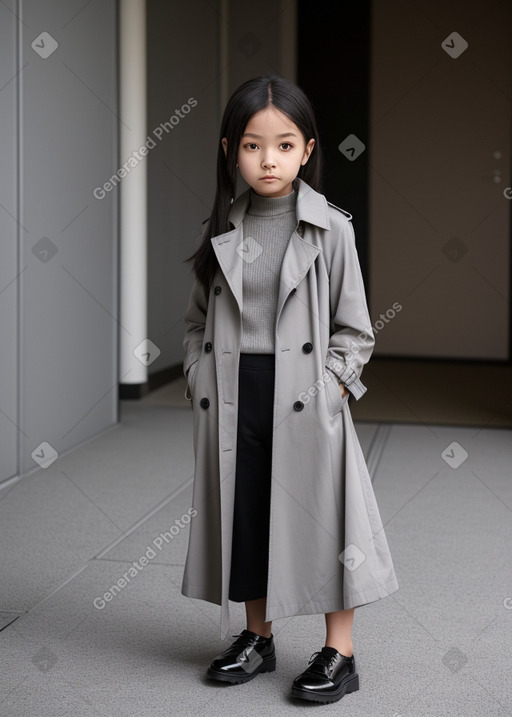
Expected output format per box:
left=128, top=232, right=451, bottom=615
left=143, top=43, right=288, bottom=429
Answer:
left=247, top=187, right=297, bottom=217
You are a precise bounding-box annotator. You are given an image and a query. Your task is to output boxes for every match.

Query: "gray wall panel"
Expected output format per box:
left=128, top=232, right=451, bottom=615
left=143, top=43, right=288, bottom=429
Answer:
left=0, top=0, right=119, bottom=482
left=0, top=1, right=19, bottom=482
left=147, top=0, right=291, bottom=380
left=146, top=0, right=220, bottom=378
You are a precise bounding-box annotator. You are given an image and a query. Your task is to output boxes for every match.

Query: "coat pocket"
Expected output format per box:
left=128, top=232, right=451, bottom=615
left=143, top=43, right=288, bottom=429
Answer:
left=185, top=358, right=201, bottom=399
left=324, top=369, right=349, bottom=416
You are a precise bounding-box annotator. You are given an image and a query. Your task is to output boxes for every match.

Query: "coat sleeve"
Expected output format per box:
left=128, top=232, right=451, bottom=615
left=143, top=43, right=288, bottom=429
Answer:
left=324, top=217, right=375, bottom=400
left=182, top=221, right=210, bottom=379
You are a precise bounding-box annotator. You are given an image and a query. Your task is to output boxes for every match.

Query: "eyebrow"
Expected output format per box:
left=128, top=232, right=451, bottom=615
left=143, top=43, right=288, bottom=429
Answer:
left=242, top=132, right=297, bottom=138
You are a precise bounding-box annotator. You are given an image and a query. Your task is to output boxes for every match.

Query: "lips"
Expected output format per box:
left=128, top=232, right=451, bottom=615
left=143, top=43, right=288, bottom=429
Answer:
left=261, top=176, right=278, bottom=180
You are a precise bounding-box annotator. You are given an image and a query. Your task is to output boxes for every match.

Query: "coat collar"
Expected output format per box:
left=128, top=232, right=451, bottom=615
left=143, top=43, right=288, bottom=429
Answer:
left=210, top=178, right=326, bottom=323
left=226, top=177, right=331, bottom=231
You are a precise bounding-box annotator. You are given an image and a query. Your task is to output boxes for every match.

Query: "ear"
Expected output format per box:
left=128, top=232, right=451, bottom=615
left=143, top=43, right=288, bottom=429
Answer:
left=301, top=138, right=315, bottom=166
left=221, top=137, right=228, bottom=159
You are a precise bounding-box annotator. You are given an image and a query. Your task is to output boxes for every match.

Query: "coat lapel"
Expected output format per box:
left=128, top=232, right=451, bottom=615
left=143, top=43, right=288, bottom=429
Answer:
left=209, top=224, right=244, bottom=314
left=210, top=178, right=331, bottom=321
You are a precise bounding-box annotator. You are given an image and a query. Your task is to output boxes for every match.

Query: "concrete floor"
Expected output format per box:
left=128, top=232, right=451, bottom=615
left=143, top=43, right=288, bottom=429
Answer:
left=1, top=397, right=511, bottom=716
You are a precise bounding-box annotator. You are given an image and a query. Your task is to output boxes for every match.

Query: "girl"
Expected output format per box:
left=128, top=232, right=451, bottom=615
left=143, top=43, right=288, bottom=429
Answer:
left=181, top=73, right=398, bottom=704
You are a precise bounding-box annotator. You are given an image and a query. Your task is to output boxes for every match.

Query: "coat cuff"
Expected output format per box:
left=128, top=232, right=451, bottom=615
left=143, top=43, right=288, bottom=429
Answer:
left=325, top=355, right=368, bottom=401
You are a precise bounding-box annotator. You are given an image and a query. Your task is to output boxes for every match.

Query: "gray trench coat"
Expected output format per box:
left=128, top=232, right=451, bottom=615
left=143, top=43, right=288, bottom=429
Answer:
left=181, top=177, right=398, bottom=640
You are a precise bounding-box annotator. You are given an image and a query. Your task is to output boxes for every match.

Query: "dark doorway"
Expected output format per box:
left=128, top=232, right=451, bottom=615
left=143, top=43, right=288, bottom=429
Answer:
left=297, top=0, right=371, bottom=291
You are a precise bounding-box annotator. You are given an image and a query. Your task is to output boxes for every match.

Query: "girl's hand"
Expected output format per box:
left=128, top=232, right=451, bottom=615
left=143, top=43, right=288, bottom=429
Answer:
left=339, top=382, right=348, bottom=398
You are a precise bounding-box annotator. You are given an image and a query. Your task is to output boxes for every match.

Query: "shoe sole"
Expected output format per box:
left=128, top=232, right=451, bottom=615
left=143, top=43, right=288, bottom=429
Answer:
left=291, top=672, right=359, bottom=703
left=206, top=655, right=276, bottom=684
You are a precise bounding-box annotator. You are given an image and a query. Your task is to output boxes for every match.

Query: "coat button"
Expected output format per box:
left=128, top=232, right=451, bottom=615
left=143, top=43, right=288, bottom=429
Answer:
left=204, top=341, right=212, bottom=352
left=293, top=400, right=304, bottom=411
left=302, top=342, right=313, bottom=353
left=214, top=285, right=222, bottom=295
left=199, top=397, right=210, bottom=409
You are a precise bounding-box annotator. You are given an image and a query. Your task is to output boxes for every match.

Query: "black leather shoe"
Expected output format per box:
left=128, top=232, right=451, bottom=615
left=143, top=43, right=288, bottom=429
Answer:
left=206, top=629, right=276, bottom=684
left=291, top=646, right=359, bottom=703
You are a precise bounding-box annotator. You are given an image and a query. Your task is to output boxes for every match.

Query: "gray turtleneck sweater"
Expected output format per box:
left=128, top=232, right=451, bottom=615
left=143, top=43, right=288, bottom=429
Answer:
left=240, top=187, right=298, bottom=353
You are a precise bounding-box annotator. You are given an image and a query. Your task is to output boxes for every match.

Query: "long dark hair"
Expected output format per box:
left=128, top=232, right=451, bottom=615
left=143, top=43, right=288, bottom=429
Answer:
left=183, top=72, right=324, bottom=296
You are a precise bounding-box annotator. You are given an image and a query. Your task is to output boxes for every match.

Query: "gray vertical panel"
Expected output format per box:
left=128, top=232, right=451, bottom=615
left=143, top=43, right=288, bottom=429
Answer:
left=19, top=0, right=119, bottom=475
left=146, top=0, right=220, bottom=376
left=146, top=0, right=289, bottom=379
left=228, top=0, right=284, bottom=92
left=0, top=1, right=19, bottom=482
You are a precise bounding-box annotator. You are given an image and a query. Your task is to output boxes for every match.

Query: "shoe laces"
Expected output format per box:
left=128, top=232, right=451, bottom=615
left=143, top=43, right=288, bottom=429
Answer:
left=230, top=631, right=257, bottom=647
left=308, top=650, right=348, bottom=674
left=231, top=631, right=269, bottom=642
left=231, top=632, right=246, bottom=645
left=307, top=649, right=337, bottom=671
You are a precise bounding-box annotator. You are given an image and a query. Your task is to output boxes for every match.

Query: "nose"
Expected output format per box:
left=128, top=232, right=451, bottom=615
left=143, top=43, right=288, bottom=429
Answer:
left=262, top=154, right=276, bottom=169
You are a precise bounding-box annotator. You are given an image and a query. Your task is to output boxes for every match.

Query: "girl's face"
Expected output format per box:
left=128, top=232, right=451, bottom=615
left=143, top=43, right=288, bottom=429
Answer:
left=222, top=106, right=315, bottom=198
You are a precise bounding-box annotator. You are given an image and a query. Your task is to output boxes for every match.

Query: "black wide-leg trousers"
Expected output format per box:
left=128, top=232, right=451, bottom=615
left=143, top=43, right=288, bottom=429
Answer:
left=228, top=352, right=275, bottom=602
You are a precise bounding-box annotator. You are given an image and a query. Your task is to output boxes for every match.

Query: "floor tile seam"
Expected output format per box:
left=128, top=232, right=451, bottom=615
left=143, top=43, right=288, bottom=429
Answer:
left=365, top=423, right=393, bottom=485
left=93, top=475, right=194, bottom=559
left=8, top=478, right=194, bottom=619
left=93, top=557, right=185, bottom=567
